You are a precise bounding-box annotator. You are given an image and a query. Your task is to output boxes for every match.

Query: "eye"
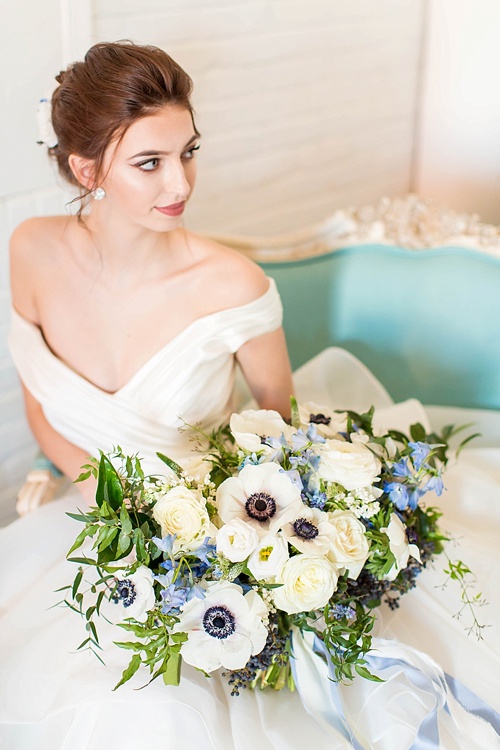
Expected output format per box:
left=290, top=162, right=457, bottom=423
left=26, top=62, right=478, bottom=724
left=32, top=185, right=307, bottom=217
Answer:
left=136, top=157, right=160, bottom=172
left=182, top=144, right=200, bottom=161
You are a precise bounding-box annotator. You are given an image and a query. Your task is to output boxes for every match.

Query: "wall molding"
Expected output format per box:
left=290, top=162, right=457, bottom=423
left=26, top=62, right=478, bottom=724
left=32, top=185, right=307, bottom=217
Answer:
left=60, top=0, right=93, bottom=65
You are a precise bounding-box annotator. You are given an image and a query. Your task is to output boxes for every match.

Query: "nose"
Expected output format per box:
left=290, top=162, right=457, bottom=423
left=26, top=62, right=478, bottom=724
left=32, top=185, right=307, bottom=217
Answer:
left=166, top=157, right=191, bottom=201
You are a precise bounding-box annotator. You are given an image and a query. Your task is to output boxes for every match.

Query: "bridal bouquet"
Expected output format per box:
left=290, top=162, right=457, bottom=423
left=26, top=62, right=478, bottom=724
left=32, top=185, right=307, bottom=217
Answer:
left=64, top=400, right=476, bottom=693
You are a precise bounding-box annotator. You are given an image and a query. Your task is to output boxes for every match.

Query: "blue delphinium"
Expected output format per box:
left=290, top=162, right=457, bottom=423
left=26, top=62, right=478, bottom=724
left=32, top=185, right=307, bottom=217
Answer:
left=152, top=533, right=177, bottom=555
left=385, top=481, right=410, bottom=510
left=408, top=441, right=431, bottom=470
left=155, top=570, right=189, bottom=614
left=392, top=457, right=413, bottom=478
left=305, top=489, right=327, bottom=510
left=424, top=474, right=444, bottom=496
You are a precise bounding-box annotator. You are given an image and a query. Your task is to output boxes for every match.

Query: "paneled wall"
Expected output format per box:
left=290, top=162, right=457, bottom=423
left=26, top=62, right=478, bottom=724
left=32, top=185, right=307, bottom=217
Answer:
left=95, top=0, right=424, bottom=234
left=0, top=0, right=425, bottom=522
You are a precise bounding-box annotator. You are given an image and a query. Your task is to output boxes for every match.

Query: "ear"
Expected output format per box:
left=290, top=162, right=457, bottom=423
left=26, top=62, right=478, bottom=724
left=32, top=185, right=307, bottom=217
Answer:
left=68, top=154, right=98, bottom=191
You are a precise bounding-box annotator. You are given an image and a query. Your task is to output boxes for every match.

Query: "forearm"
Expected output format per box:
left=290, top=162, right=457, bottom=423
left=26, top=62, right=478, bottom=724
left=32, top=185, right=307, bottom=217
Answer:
left=236, top=327, right=294, bottom=419
left=21, top=384, right=97, bottom=502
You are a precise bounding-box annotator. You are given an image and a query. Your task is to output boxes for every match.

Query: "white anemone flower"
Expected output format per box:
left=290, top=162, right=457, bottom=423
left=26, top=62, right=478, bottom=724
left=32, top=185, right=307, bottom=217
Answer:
left=175, top=581, right=268, bottom=672
left=282, top=506, right=339, bottom=557
left=229, top=409, right=293, bottom=454
left=381, top=514, right=421, bottom=581
left=298, top=401, right=348, bottom=438
left=247, top=532, right=289, bottom=582
left=112, top=566, right=156, bottom=623
left=217, top=463, right=303, bottom=537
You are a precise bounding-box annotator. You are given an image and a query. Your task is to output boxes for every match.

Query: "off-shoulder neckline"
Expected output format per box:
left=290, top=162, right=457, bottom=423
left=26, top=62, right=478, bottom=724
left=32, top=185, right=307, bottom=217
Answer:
left=10, top=278, right=278, bottom=397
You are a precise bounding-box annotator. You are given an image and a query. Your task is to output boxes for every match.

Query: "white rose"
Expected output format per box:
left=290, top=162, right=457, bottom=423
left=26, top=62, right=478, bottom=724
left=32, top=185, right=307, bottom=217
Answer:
left=229, top=409, right=292, bottom=453
left=113, top=566, right=156, bottom=623
left=152, top=485, right=212, bottom=554
left=273, top=554, right=338, bottom=614
left=216, top=518, right=259, bottom=563
left=318, top=439, right=380, bottom=490
left=247, top=532, right=289, bottom=582
left=326, top=510, right=370, bottom=579
left=381, top=514, right=421, bottom=581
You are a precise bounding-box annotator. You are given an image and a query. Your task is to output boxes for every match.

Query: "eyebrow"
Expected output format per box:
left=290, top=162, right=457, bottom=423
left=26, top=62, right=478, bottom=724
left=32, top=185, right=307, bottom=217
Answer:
left=130, top=134, right=200, bottom=159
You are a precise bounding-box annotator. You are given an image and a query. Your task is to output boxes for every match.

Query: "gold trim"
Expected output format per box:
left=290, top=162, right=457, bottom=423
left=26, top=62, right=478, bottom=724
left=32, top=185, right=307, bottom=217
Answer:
left=207, top=195, right=500, bottom=262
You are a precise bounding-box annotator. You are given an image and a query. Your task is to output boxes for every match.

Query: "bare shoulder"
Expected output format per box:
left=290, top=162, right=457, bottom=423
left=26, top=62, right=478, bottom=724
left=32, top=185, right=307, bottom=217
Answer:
left=9, top=216, right=69, bottom=321
left=185, top=231, right=269, bottom=308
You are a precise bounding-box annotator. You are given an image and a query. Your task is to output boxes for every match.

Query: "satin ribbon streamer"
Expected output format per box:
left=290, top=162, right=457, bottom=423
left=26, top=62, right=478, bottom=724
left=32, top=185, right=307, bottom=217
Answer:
left=290, top=629, right=500, bottom=749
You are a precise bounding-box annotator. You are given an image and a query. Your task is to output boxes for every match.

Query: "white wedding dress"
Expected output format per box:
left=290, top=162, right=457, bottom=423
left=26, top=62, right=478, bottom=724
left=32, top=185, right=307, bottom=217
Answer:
left=1, top=279, right=499, bottom=750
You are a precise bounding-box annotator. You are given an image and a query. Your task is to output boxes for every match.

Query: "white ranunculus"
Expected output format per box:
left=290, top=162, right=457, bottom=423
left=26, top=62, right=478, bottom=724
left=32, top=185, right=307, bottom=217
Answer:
left=317, top=439, right=381, bottom=490
left=229, top=409, right=292, bottom=453
left=282, top=506, right=339, bottom=557
left=175, top=581, right=268, bottom=672
left=113, top=566, right=156, bottom=623
left=273, top=554, right=338, bottom=614
left=247, top=532, right=289, bottom=582
left=216, top=518, right=260, bottom=563
left=298, top=402, right=348, bottom=438
left=152, top=485, right=212, bottom=554
left=381, top=513, right=421, bottom=582
left=216, top=462, right=303, bottom=537
left=326, top=510, right=370, bottom=579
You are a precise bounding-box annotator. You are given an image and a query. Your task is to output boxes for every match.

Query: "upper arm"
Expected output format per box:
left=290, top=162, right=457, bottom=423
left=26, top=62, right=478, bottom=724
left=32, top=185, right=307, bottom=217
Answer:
left=20, top=380, right=43, bottom=420
left=9, top=218, right=41, bottom=322
left=236, top=326, right=294, bottom=419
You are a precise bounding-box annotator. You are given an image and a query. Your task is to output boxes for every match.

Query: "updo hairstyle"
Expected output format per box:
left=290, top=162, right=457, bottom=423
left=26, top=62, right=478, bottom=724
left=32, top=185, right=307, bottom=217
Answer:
left=48, top=40, right=197, bottom=201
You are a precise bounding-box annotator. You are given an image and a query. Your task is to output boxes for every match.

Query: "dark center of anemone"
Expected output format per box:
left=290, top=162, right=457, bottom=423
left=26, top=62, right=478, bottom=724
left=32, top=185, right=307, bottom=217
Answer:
left=310, top=413, right=331, bottom=426
left=113, top=579, right=137, bottom=608
left=245, top=492, right=277, bottom=522
left=293, top=517, right=319, bottom=540
left=203, top=605, right=236, bottom=639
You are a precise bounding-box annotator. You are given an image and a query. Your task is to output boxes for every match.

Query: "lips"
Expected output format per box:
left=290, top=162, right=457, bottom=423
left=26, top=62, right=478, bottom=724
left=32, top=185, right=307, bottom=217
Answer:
left=154, top=202, right=185, bottom=217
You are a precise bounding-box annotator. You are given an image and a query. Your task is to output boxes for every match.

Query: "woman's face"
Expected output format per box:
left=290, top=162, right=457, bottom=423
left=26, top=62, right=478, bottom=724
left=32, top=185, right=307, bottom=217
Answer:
left=98, top=105, right=199, bottom=230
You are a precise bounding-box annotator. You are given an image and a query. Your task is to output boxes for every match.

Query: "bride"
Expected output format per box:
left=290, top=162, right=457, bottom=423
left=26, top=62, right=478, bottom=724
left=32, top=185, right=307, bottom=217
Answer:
left=1, top=41, right=499, bottom=750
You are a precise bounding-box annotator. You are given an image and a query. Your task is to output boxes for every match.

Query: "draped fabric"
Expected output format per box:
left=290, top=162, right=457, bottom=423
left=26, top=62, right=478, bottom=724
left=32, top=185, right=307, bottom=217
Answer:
left=7, top=279, right=283, bottom=475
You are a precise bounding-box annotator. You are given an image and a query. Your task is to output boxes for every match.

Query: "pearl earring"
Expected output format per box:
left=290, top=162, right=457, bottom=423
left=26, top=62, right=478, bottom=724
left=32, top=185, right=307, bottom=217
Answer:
left=92, top=187, right=106, bottom=201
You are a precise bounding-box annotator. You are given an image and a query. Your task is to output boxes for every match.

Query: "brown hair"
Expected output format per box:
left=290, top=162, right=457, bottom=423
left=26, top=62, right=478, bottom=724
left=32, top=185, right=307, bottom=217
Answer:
left=48, top=40, right=197, bottom=208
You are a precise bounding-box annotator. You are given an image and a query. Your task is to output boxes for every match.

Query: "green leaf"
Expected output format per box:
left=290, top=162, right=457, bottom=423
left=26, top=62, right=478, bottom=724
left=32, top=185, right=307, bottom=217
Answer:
left=114, top=640, right=145, bottom=652
left=112, top=653, right=142, bottom=690
left=67, top=556, right=97, bottom=566
left=96, top=454, right=124, bottom=511
left=410, top=422, right=427, bottom=442
left=66, top=511, right=93, bottom=523
left=117, top=531, right=132, bottom=556
left=156, top=452, right=184, bottom=477
left=355, top=664, right=384, bottom=682
left=67, top=526, right=98, bottom=557
left=456, top=432, right=481, bottom=459
left=290, top=395, right=300, bottom=429
left=72, top=570, right=83, bottom=600
left=120, top=504, right=133, bottom=535
left=74, top=470, right=91, bottom=483
left=162, top=652, right=182, bottom=686
left=96, top=525, right=119, bottom=552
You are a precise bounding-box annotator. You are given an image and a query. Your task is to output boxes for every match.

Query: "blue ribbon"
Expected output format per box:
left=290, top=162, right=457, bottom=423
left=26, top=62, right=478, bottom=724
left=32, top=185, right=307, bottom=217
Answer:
left=291, top=631, right=500, bottom=749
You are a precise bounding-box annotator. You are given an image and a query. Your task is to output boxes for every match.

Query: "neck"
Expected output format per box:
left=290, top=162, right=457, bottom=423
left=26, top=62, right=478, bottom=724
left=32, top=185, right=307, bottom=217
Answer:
left=80, top=205, right=182, bottom=287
